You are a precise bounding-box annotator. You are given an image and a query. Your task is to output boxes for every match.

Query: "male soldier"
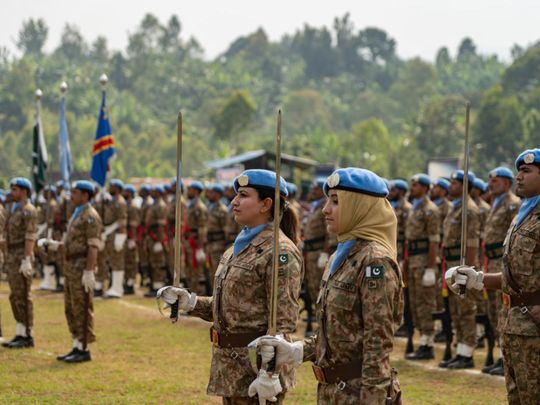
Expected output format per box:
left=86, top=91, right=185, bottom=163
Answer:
left=286, top=182, right=303, bottom=244
left=145, top=185, right=168, bottom=296
left=0, top=191, right=7, bottom=343
left=54, top=180, right=73, bottom=292
left=185, top=181, right=208, bottom=294
left=447, top=149, right=540, bottom=404
left=39, top=186, right=59, bottom=291
left=223, top=184, right=241, bottom=249
left=40, top=181, right=102, bottom=362
left=205, top=184, right=228, bottom=279
left=388, top=179, right=413, bottom=262
left=122, top=184, right=140, bottom=295
left=439, top=170, right=480, bottom=369
left=138, top=184, right=153, bottom=287
left=165, top=178, right=187, bottom=285
left=95, top=179, right=127, bottom=298
left=480, top=167, right=520, bottom=376
left=404, top=174, right=440, bottom=360
left=2, top=178, right=37, bottom=348
left=303, top=178, right=332, bottom=335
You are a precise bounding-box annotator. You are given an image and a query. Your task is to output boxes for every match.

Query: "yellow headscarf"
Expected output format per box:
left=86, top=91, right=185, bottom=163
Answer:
left=336, top=190, right=397, bottom=259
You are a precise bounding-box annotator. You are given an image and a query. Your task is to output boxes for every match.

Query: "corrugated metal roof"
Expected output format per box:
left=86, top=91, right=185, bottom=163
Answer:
left=206, top=150, right=318, bottom=170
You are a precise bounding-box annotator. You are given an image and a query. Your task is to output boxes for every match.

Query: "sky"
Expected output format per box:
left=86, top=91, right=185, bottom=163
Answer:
left=1, top=0, right=539, bottom=62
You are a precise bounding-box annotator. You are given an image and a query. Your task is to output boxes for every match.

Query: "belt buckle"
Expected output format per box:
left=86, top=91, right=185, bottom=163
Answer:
left=211, top=328, right=220, bottom=347
left=520, top=305, right=529, bottom=314
left=337, top=380, right=346, bottom=391
left=311, top=364, right=327, bottom=384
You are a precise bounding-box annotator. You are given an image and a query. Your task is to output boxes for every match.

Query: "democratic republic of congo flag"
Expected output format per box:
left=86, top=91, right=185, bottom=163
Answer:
left=90, top=92, right=116, bottom=187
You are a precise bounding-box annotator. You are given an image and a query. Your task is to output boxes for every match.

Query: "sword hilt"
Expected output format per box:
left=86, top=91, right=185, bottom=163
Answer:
left=170, top=299, right=179, bottom=321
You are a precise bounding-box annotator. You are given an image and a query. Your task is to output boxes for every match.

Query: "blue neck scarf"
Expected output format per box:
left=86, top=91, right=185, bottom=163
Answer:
left=432, top=198, right=444, bottom=207
left=188, top=197, right=197, bottom=208
left=515, top=195, right=540, bottom=228
left=207, top=202, right=216, bottom=212
left=233, top=224, right=267, bottom=257
left=412, top=198, right=424, bottom=212
left=390, top=200, right=398, bottom=209
left=329, top=240, right=357, bottom=275
left=71, top=203, right=89, bottom=222
left=492, top=192, right=508, bottom=211
left=452, top=198, right=462, bottom=210
left=10, top=202, right=22, bottom=214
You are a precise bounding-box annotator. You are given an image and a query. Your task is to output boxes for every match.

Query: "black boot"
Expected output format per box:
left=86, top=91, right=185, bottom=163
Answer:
left=395, top=323, right=408, bottom=337
left=64, top=349, right=91, bottom=363
left=57, top=348, right=79, bottom=361
left=489, top=359, right=504, bottom=376
left=434, top=330, right=447, bottom=343
left=406, top=345, right=434, bottom=360
left=2, top=335, right=23, bottom=347
left=482, top=357, right=502, bottom=374
left=447, top=355, right=474, bottom=369
left=7, top=336, right=34, bottom=349
left=439, top=355, right=460, bottom=368
left=94, top=288, right=103, bottom=297
left=124, top=285, right=135, bottom=295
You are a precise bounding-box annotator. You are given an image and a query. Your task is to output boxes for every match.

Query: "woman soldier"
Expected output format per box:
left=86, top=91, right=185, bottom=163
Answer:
left=158, top=169, right=303, bottom=405
left=255, top=167, right=403, bottom=404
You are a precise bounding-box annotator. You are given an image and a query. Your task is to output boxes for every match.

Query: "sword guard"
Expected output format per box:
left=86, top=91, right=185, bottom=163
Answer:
left=458, top=284, right=466, bottom=297
left=170, top=299, right=179, bottom=322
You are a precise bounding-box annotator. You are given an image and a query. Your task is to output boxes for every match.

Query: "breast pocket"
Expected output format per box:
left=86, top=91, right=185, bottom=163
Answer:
left=326, top=284, right=357, bottom=311
left=514, top=234, right=537, bottom=275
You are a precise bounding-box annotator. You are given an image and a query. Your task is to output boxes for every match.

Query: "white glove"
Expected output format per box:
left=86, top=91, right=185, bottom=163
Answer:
left=114, top=233, right=127, bottom=252
left=156, top=286, right=197, bottom=311
left=101, top=232, right=107, bottom=243
left=37, top=238, right=48, bottom=248
left=445, top=266, right=484, bottom=294
left=317, top=252, right=329, bottom=269
left=82, top=270, right=96, bottom=293
left=19, top=256, right=33, bottom=278
left=422, top=268, right=436, bottom=287
left=248, top=370, right=282, bottom=405
left=195, top=248, right=206, bottom=264
left=127, top=239, right=137, bottom=250
left=250, top=335, right=304, bottom=370
left=153, top=242, right=163, bottom=253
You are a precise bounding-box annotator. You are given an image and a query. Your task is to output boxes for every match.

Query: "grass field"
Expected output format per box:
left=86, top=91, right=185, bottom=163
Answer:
left=0, top=282, right=507, bottom=404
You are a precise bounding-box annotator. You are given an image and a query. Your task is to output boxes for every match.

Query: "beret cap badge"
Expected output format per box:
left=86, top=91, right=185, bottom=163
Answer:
left=326, top=173, right=340, bottom=188
left=237, top=175, right=249, bottom=187
left=524, top=153, right=535, bottom=164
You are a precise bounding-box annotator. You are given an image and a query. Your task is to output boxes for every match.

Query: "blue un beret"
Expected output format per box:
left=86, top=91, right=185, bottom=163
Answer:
left=313, top=177, right=326, bottom=188
left=141, top=183, right=151, bottom=193
left=210, top=183, right=224, bottom=194
left=234, top=169, right=288, bottom=197
left=489, top=167, right=514, bottom=181
left=434, top=178, right=450, bottom=191
left=10, top=177, right=32, bottom=192
left=124, top=184, right=136, bottom=194
left=153, top=184, right=165, bottom=194
left=189, top=181, right=204, bottom=192
left=110, top=179, right=124, bottom=189
left=286, top=182, right=298, bottom=195
left=515, top=148, right=540, bottom=170
left=391, top=179, right=408, bottom=192
left=324, top=168, right=388, bottom=198
left=451, top=170, right=476, bottom=184
left=411, top=173, right=431, bottom=188
left=73, top=180, right=95, bottom=194
left=472, top=178, right=488, bottom=193
left=164, top=184, right=172, bottom=192
left=55, top=180, right=66, bottom=188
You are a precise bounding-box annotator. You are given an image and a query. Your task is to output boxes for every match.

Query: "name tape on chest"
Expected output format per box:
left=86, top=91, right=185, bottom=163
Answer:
left=366, top=265, right=385, bottom=279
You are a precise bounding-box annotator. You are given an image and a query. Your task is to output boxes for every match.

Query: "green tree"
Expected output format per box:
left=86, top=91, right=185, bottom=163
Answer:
left=211, top=90, right=257, bottom=141
left=16, top=18, right=48, bottom=56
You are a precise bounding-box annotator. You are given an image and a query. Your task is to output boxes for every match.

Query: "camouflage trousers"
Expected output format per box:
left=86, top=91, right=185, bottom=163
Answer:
left=221, top=394, right=284, bottom=405
left=6, top=248, right=33, bottom=328
left=408, top=255, right=436, bottom=336
left=96, top=236, right=125, bottom=284
left=305, top=251, right=324, bottom=303
left=447, top=261, right=477, bottom=348
left=124, top=245, right=139, bottom=282
left=64, top=257, right=95, bottom=343
left=185, top=244, right=204, bottom=294
left=501, top=333, right=540, bottom=405
left=487, top=258, right=504, bottom=342
left=145, top=237, right=167, bottom=285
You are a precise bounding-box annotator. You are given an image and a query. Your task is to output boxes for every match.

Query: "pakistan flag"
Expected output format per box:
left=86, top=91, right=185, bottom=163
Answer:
left=32, top=95, right=48, bottom=193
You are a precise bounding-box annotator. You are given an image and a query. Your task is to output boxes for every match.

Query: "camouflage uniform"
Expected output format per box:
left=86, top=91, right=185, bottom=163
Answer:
left=56, top=193, right=74, bottom=283
left=63, top=204, right=102, bottom=343
left=225, top=205, right=242, bottom=249
left=139, top=194, right=153, bottom=281
left=303, top=198, right=331, bottom=302
left=6, top=201, right=37, bottom=329
left=475, top=197, right=492, bottom=315
left=484, top=192, right=520, bottom=344
left=145, top=196, right=168, bottom=287
left=302, top=240, right=403, bottom=404
left=96, top=194, right=127, bottom=285
left=0, top=204, right=6, bottom=335
left=185, top=197, right=208, bottom=293
left=125, top=198, right=141, bottom=285
left=405, top=196, right=440, bottom=336
left=499, top=203, right=540, bottom=404
left=433, top=197, right=452, bottom=310
left=442, top=197, right=480, bottom=349
left=190, top=225, right=303, bottom=402
left=206, top=201, right=228, bottom=278
left=394, top=198, right=412, bottom=263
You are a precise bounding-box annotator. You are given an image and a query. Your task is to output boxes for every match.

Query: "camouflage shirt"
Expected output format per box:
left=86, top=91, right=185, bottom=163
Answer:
left=6, top=200, right=37, bottom=248
left=475, top=197, right=491, bottom=240
left=126, top=199, right=141, bottom=238
left=190, top=225, right=303, bottom=397
left=64, top=204, right=102, bottom=258
left=303, top=239, right=403, bottom=403
left=442, top=197, right=480, bottom=262
left=485, top=192, right=520, bottom=246
left=207, top=201, right=228, bottom=247
left=187, top=197, right=208, bottom=245
left=405, top=196, right=440, bottom=244
left=500, top=203, right=540, bottom=337
left=102, top=194, right=127, bottom=229
left=0, top=204, right=6, bottom=242
left=304, top=199, right=330, bottom=252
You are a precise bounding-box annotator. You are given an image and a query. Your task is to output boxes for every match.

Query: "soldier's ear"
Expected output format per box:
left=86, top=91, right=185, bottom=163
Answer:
left=259, top=197, right=273, bottom=214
